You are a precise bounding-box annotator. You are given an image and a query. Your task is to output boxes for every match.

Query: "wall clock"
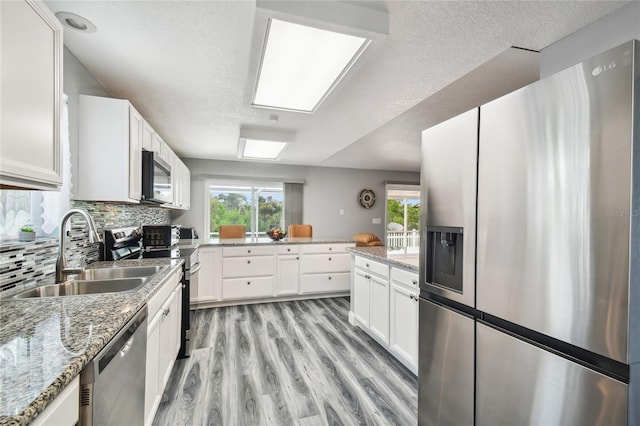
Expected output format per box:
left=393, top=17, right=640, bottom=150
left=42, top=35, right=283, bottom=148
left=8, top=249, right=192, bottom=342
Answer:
left=359, top=189, right=376, bottom=209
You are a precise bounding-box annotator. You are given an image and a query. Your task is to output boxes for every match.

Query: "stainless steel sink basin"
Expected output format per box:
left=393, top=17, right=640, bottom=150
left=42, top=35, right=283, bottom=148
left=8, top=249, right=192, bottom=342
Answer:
left=73, top=265, right=164, bottom=281
left=13, top=277, right=148, bottom=298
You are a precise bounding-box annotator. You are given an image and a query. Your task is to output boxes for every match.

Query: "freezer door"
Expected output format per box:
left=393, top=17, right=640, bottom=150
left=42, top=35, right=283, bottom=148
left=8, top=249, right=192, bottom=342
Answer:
left=418, top=298, right=474, bottom=426
left=420, top=107, right=478, bottom=307
left=476, top=322, right=627, bottom=425
left=476, top=42, right=635, bottom=363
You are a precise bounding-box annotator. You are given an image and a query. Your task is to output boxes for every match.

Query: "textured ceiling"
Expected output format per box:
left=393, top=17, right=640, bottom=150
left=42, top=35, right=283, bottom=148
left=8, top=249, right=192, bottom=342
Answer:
left=45, top=0, right=628, bottom=172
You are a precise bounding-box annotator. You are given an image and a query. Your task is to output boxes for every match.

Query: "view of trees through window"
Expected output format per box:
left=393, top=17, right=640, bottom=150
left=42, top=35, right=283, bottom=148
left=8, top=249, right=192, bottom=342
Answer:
left=386, top=185, right=420, bottom=253
left=209, top=183, right=283, bottom=237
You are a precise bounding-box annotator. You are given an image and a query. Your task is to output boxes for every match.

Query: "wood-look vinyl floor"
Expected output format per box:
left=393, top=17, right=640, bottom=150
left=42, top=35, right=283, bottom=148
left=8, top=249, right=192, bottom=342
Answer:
left=153, top=297, right=418, bottom=426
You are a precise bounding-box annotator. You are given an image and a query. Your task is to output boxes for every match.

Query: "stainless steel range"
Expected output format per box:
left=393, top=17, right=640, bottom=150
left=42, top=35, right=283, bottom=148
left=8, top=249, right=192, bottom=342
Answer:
left=103, top=225, right=193, bottom=359
left=141, top=225, right=197, bottom=359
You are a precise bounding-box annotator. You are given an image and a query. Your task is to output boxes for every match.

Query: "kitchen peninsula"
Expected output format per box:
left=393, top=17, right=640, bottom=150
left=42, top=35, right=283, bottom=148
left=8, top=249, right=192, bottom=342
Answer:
left=348, top=246, right=419, bottom=374
left=192, top=237, right=355, bottom=308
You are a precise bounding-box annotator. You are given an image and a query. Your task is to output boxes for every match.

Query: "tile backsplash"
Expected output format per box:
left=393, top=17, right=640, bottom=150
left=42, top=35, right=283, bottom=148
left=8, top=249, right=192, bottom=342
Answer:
left=0, top=202, right=170, bottom=293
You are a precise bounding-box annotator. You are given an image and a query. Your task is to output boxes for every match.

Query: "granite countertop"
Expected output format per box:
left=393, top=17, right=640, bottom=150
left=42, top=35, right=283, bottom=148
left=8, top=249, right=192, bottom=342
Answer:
left=0, top=258, right=184, bottom=426
left=204, top=237, right=355, bottom=246
left=347, top=247, right=419, bottom=271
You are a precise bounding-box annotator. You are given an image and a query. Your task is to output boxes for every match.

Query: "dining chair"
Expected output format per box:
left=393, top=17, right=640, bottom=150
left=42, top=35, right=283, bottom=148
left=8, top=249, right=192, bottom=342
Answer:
left=288, top=224, right=313, bottom=238
left=218, top=224, right=246, bottom=239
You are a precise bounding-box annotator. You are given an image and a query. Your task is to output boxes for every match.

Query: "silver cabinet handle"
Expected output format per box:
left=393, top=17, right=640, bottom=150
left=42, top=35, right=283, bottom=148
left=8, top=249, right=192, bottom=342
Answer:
left=329, top=247, right=332, bottom=251
left=328, top=276, right=332, bottom=280
left=248, top=249, right=251, bottom=253
left=412, top=279, right=418, bottom=285
left=409, top=294, right=414, bottom=300
left=366, top=263, right=370, bottom=267
left=247, top=281, right=251, bottom=285
left=247, top=260, right=251, bottom=264
left=287, top=248, right=291, bottom=252
left=329, top=257, right=332, bottom=261
left=296, top=256, right=299, bottom=260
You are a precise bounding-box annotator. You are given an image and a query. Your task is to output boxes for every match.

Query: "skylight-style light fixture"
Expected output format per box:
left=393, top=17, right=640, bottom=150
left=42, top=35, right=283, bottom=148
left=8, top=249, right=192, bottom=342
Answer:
left=238, top=139, right=288, bottom=161
left=252, top=19, right=370, bottom=113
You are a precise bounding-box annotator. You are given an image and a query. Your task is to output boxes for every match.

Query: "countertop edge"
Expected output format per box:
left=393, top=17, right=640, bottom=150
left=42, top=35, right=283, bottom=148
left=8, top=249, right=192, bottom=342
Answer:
left=0, top=259, right=184, bottom=426
left=347, top=247, right=419, bottom=272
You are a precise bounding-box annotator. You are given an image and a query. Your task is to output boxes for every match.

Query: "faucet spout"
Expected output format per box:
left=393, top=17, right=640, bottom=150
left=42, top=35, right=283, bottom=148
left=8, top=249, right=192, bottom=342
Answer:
left=56, top=209, right=102, bottom=283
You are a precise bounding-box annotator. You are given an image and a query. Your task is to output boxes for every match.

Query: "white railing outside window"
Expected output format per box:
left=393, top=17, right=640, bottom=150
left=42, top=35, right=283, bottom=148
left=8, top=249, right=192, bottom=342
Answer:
left=386, top=230, right=420, bottom=251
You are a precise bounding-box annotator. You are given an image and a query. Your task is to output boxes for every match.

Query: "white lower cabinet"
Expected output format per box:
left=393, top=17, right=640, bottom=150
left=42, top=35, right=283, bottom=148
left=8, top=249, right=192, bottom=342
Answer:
left=145, top=269, right=183, bottom=426
left=300, top=244, right=352, bottom=295
left=389, top=281, right=418, bottom=372
left=277, top=254, right=300, bottom=296
left=31, top=377, right=79, bottom=426
left=353, top=269, right=370, bottom=327
left=369, top=274, right=390, bottom=345
left=194, top=247, right=222, bottom=305
left=191, top=243, right=354, bottom=307
left=351, top=256, right=419, bottom=374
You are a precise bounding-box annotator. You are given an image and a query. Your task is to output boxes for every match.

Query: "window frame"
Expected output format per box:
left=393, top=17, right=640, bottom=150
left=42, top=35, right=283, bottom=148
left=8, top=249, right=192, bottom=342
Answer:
left=205, top=178, right=284, bottom=239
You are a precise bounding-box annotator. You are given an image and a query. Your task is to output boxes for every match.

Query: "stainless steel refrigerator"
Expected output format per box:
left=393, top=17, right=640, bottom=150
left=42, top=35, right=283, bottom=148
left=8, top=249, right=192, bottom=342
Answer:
left=418, top=40, right=639, bottom=426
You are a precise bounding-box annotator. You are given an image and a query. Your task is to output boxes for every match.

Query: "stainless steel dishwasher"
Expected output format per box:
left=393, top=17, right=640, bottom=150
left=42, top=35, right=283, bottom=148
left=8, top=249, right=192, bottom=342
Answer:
left=80, top=306, right=147, bottom=426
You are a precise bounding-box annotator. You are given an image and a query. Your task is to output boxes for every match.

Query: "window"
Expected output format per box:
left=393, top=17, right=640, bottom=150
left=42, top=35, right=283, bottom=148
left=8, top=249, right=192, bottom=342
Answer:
left=208, top=181, right=284, bottom=238
left=385, top=184, right=420, bottom=254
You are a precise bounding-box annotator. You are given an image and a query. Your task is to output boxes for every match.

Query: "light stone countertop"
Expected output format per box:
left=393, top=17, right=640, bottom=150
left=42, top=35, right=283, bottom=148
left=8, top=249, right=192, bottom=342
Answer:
left=0, top=258, right=184, bottom=426
left=347, top=247, right=420, bottom=272
left=203, top=237, right=355, bottom=246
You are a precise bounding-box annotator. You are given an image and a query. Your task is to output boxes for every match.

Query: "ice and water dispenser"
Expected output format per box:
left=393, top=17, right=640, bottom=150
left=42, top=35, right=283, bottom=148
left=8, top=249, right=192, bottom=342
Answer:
left=424, top=226, right=464, bottom=293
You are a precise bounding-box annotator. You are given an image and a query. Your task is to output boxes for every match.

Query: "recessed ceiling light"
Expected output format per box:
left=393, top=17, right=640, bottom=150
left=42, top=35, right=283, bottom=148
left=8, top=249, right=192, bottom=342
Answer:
left=238, top=139, right=288, bottom=161
left=252, top=19, right=370, bottom=113
left=55, top=12, right=97, bottom=33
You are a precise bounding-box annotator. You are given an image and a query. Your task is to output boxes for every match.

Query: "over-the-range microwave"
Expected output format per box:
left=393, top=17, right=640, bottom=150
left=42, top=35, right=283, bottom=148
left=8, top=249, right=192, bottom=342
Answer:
left=142, top=150, right=172, bottom=204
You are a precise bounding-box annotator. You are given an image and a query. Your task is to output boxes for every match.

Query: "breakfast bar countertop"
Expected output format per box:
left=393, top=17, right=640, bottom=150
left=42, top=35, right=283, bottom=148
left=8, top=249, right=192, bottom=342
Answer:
left=0, top=258, right=184, bottom=426
left=204, top=237, right=355, bottom=246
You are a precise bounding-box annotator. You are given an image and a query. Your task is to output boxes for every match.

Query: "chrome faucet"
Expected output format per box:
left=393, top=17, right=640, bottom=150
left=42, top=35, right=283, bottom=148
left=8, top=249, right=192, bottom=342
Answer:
left=55, top=208, right=102, bottom=283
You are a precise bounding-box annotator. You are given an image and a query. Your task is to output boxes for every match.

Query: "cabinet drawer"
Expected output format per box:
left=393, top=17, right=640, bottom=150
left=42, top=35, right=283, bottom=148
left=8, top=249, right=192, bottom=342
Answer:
left=301, top=243, right=351, bottom=254
left=355, top=256, right=389, bottom=279
left=300, top=273, right=350, bottom=294
left=302, top=253, right=350, bottom=274
left=390, top=267, right=419, bottom=288
left=222, top=276, right=274, bottom=300
left=277, top=245, right=300, bottom=255
left=223, top=246, right=274, bottom=257
left=223, top=256, right=275, bottom=278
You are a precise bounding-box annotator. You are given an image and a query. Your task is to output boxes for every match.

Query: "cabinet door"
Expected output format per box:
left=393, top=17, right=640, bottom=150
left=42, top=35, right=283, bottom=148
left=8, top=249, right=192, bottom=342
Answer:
left=277, top=255, right=299, bottom=296
left=369, top=274, right=390, bottom=345
left=142, top=121, right=154, bottom=151
left=389, top=282, right=418, bottom=370
left=183, top=165, right=190, bottom=209
left=172, top=284, right=182, bottom=357
left=145, top=313, right=161, bottom=426
left=353, top=269, right=370, bottom=327
left=1, top=0, right=63, bottom=190
left=197, top=247, right=222, bottom=303
left=129, top=107, right=143, bottom=200
left=158, top=290, right=177, bottom=391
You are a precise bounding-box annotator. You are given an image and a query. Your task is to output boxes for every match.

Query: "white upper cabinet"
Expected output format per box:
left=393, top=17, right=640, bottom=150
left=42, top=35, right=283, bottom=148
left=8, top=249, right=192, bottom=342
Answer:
left=75, top=95, right=143, bottom=203
left=170, top=156, right=190, bottom=210
left=0, top=0, right=63, bottom=190
left=76, top=95, right=191, bottom=206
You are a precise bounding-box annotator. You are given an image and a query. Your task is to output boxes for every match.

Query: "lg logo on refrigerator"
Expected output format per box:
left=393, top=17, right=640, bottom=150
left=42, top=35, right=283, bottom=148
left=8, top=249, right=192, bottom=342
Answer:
left=592, top=62, right=616, bottom=76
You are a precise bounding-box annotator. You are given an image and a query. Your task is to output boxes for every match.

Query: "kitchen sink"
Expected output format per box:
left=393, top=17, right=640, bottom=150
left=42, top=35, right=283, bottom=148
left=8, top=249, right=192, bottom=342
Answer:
left=13, top=277, right=148, bottom=298
left=12, top=265, right=168, bottom=299
left=72, top=265, right=165, bottom=281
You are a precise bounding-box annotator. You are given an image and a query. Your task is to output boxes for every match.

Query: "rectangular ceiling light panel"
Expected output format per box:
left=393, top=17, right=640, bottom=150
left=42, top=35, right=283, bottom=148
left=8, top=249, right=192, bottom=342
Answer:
left=241, top=139, right=288, bottom=160
left=253, top=19, right=369, bottom=113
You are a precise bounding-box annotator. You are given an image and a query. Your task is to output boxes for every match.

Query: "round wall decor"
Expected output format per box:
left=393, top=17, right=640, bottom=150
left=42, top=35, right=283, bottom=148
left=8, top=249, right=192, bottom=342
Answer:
left=359, top=189, right=376, bottom=209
